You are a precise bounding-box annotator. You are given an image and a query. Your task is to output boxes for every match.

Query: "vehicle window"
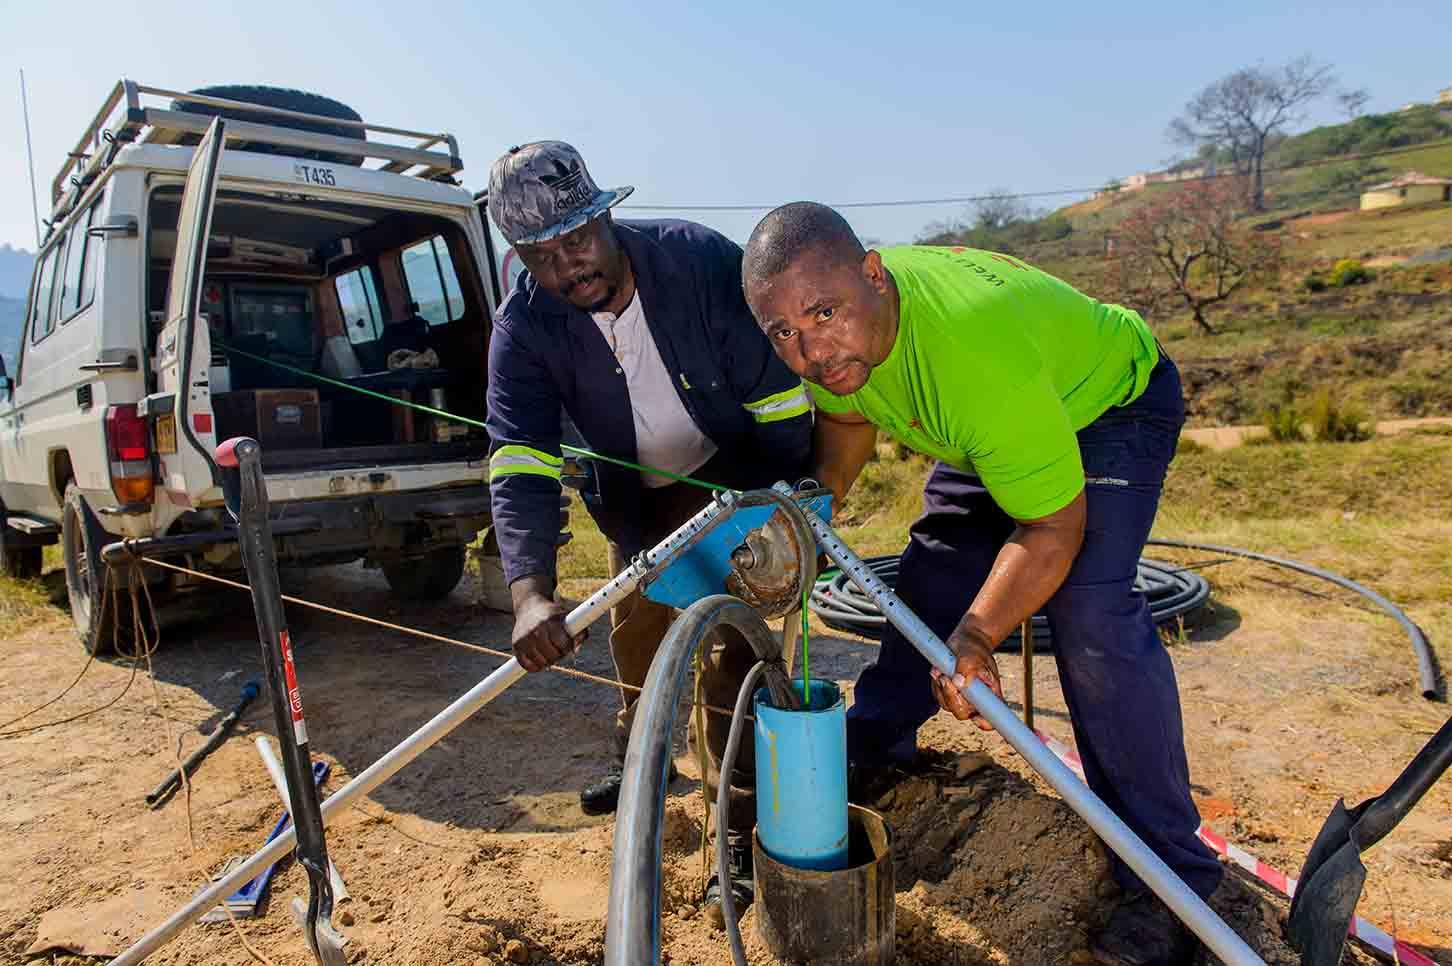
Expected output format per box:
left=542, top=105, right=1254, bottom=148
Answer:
left=401, top=235, right=464, bottom=326
left=75, top=203, right=102, bottom=314
left=230, top=286, right=314, bottom=361
left=58, top=203, right=100, bottom=322
left=335, top=266, right=383, bottom=345
left=29, top=241, right=62, bottom=344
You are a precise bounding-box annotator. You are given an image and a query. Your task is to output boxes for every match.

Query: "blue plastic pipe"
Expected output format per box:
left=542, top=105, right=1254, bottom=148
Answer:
left=754, top=679, right=849, bottom=871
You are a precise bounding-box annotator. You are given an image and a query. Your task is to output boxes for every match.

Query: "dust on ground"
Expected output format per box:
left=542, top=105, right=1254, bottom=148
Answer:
left=0, top=558, right=1447, bottom=965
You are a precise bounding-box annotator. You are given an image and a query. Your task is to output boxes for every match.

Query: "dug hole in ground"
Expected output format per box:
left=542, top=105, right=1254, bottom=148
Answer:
left=2, top=436, right=1450, bottom=965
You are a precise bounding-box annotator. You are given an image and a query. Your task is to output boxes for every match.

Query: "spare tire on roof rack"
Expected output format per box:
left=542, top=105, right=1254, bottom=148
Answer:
left=169, top=85, right=365, bottom=166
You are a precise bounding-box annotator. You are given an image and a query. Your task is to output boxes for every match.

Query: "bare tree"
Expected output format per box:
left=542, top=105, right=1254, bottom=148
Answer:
left=1104, top=178, right=1282, bottom=335
left=1168, top=56, right=1336, bottom=211
left=1337, top=87, right=1371, bottom=121
left=972, top=189, right=1031, bottom=230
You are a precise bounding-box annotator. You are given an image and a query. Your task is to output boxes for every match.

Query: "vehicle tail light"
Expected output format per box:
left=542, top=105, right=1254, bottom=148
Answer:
left=105, top=404, right=154, bottom=506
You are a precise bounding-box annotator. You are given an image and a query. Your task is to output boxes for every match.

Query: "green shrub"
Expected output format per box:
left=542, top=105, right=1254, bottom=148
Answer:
left=1303, top=273, right=1327, bottom=292
left=1306, top=389, right=1371, bottom=442
left=1261, top=398, right=1304, bottom=443
left=1327, top=259, right=1371, bottom=287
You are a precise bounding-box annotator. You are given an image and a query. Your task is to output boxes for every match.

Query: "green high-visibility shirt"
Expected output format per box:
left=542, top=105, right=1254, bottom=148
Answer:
left=808, top=246, right=1160, bottom=520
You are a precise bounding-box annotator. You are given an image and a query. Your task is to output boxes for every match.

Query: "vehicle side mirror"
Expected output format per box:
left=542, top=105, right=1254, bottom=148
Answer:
left=0, top=356, right=12, bottom=396
left=88, top=216, right=139, bottom=239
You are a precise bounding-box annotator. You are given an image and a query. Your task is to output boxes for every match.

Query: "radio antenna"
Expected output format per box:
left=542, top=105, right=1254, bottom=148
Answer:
left=20, top=69, right=41, bottom=248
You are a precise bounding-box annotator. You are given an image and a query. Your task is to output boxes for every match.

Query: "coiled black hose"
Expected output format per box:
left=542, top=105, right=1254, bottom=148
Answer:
left=1144, top=539, right=1441, bottom=701
left=809, top=556, right=1210, bottom=652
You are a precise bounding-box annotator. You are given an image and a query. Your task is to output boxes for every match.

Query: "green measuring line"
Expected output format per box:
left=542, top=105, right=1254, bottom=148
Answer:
left=222, top=344, right=818, bottom=697
left=218, top=345, right=730, bottom=492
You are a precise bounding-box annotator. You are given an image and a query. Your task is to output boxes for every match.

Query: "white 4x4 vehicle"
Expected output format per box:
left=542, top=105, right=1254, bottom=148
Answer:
left=0, top=81, right=533, bottom=653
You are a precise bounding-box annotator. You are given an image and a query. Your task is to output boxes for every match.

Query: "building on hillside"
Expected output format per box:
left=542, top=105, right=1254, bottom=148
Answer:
left=1360, top=170, right=1452, bottom=210
left=1438, top=88, right=1452, bottom=106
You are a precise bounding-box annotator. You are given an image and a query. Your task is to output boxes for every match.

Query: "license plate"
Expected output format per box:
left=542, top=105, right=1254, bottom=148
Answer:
left=155, top=413, right=177, bottom=454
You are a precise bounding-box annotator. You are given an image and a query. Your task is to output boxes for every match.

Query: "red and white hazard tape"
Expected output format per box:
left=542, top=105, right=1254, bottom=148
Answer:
left=1031, top=729, right=1436, bottom=966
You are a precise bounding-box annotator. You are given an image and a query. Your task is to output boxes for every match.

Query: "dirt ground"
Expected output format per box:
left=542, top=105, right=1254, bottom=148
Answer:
left=1, top=557, right=1448, bottom=965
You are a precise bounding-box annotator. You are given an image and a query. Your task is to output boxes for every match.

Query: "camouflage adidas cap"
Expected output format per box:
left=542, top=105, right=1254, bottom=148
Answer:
left=487, top=141, right=635, bottom=246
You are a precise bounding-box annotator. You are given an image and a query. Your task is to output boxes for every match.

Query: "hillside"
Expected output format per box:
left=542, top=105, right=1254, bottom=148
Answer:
left=0, top=245, right=34, bottom=300
left=924, top=107, right=1452, bottom=429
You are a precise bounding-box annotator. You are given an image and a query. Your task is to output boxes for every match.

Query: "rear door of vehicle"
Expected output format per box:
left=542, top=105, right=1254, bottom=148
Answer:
left=475, top=193, right=517, bottom=308
left=153, top=117, right=225, bottom=507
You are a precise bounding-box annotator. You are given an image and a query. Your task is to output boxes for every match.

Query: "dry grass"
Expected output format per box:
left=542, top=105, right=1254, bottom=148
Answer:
left=0, top=572, right=64, bottom=634
left=556, top=433, right=1451, bottom=659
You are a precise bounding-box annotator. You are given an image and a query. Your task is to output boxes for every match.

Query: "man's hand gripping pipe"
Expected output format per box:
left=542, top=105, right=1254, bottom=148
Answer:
left=109, top=490, right=742, bottom=966
left=778, top=483, right=1263, bottom=966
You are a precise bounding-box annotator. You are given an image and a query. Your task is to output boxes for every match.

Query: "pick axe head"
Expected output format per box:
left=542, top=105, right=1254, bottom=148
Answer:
left=1287, top=798, right=1366, bottom=966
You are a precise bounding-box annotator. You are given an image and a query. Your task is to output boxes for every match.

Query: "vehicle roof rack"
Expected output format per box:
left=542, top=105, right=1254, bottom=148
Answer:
left=50, top=79, right=464, bottom=223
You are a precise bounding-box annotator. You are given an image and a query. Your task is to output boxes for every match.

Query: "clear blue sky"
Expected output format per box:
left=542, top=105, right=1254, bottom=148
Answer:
left=2, top=0, right=1448, bottom=253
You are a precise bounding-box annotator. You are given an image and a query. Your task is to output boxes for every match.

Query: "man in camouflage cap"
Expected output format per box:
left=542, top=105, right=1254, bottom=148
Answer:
left=484, top=141, right=812, bottom=925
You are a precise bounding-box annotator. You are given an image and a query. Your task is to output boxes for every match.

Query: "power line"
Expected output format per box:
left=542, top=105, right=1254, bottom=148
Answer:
left=615, top=137, right=1452, bottom=213
left=620, top=187, right=1095, bottom=212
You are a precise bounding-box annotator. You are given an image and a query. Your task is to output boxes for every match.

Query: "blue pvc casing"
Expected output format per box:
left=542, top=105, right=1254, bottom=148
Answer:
left=753, top=679, right=849, bottom=871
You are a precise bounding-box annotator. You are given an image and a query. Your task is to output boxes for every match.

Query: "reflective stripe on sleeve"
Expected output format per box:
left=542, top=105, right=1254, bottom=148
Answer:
left=489, top=444, right=563, bottom=482
left=743, top=383, right=810, bottom=423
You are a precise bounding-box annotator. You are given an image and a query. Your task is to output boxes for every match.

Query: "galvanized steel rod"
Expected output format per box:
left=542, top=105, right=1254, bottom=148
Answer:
left=786, top=486, right=1264, bottom=966
left=111, top=494, right=740, bottom=966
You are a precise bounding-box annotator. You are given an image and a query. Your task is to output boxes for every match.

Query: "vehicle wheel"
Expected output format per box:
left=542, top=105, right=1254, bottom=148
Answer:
left=61, top=484, right=130, bottom=655
left=169, top=85, right=365, bottom=166
left=382, top=545, right=466, bottom=601
left=0, top=526, right=42, bottom=579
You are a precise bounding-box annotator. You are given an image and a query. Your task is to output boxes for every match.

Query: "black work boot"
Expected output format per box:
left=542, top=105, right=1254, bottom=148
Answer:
left=1089, top=890, right=1199, bottom=966
left=580, top=763, right=624, bottom=816
left=703, top=829, right=754, bottom=929
left=580, top=761, right=677, bottom=816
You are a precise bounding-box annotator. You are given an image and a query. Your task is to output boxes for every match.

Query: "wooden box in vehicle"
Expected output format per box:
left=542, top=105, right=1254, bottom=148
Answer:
left=213, top=389, right=322, bottom=451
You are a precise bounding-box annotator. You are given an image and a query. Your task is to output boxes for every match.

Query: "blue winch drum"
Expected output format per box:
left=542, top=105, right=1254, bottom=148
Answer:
left=753, top=678, right=849, bottom=871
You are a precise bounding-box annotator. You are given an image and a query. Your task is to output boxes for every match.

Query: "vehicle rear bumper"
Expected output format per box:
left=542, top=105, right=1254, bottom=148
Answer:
left=103, top=486, right=492, bottom=564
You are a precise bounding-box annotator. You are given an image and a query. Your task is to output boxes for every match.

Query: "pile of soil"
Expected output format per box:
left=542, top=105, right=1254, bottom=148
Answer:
left=366, top=749, right=1375, bottom=965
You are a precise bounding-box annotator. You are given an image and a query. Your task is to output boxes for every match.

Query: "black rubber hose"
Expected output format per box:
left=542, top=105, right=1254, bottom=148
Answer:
left=810, top=556, right=1210, bottom=652
left=604, top=596, right=791, bottom=966
left=1145, top=539, right=1441, bottom=701
left=716, top=661, right=768, bottom=966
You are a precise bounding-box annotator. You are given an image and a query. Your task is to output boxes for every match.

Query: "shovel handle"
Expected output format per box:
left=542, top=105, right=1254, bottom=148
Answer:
left=1354, top=715, right=1452, bottom=850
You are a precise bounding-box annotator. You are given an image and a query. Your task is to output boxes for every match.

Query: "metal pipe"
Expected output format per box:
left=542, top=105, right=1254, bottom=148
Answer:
left=787, top=488, right=1263, bottom=966
left=605, top=597, right=789, bottom=966
left=1146, top=538, right=1441, bottom=701
left=111, top=493, right=740, bottom=965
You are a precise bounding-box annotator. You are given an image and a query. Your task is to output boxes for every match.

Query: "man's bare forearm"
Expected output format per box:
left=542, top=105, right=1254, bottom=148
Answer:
left=812, top=414, right=877, bottom=505
left=954, top=491, right=1087, bottom=651
left=510, top=572, right=556, bottom=611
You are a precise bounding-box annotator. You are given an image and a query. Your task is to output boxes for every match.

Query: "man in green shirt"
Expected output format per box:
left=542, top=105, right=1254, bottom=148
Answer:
left=742, top=202, right=1224, bottom=965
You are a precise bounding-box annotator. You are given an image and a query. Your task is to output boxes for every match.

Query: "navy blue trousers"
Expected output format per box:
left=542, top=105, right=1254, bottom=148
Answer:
left=846, top=355, right=1223, bottom=898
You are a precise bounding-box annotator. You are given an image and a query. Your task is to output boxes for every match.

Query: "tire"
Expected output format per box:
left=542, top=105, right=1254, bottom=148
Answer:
left=61, top=484, right=130, bottom=655
left=382, top=545, right=466, bottom=601
left=170, top=85, right=365, bottom=166
left=0, top=524, right=42, bottom=580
